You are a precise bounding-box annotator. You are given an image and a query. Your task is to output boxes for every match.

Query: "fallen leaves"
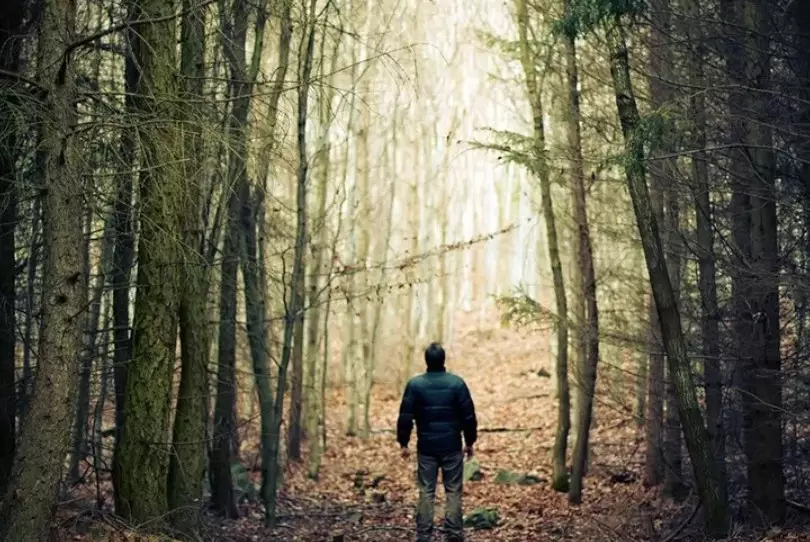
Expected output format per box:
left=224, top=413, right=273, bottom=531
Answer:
left=57, top=313, right=810, bottom=541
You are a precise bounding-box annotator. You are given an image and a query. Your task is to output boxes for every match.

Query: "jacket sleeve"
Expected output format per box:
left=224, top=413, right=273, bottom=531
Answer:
left=396, top=381, right=415, bottom=448
left=458, top=381, right=477, bottom=446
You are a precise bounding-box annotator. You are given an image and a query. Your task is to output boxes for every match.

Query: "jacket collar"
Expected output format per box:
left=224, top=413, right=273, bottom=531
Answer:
left=426, top=366, right=446, bottom=373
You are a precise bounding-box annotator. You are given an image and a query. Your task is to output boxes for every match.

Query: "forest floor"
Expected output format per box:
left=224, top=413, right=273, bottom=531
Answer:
left=59, top=316, right=810, bottom=541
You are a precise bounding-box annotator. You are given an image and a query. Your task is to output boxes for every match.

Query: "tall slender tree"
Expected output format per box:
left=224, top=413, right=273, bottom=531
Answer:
left=561, top=0, right=600, bottom=503
left=604, top=12, right=728, bottom=536
left=516, top=0, right=570, bottom=494
left=168, top=0, right=211, bottom=530
left=113, top=0, right=183, bottom=522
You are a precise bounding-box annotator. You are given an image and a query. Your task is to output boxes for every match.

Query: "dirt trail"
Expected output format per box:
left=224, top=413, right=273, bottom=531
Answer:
left=230, top=323, right=665, bottom=542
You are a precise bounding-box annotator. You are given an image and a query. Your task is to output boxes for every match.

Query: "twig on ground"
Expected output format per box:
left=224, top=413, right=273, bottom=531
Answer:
left=788, top=499, right=810, bottom=514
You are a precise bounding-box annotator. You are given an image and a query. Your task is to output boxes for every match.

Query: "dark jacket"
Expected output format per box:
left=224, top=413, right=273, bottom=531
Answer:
left=396, top=367, right=477, bottom=456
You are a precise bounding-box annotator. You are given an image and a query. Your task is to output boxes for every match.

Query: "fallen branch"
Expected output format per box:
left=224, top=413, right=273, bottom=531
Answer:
left=788, top=499, right=810, bottom=514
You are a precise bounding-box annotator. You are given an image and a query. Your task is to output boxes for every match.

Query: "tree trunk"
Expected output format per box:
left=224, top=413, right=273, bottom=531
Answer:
left=307, top=23, right=340, bottom=479
left=0, top=0, right=25, bottom=494
left=364, top=124, right=398, bottom=438
left=111, top=19, right=137, bottom=456
left=740, top=0, right=784, bottom=524
left=0, top=0, right=85, bottom=537
left=167, top=0, right=210, bottom=531
left=516, top=0, right=570, bottom=496
left=113, top=0, right=182, bottom=523
left=644, top=293, right=664, bottom=486
left=663, top=188, right=684, bottom=499
left=211, top=181, right=238, bottom=518
left=343, top=42, right=361, bottom=436
left=561, top=2, right=599, bottom=502
left=20, top=197, right=41, bottom=419
left=686, top=0, right=725, bottom=501
left=266, top=1, right=316, bottom=526
left=644, top=0, right=685, bottom=499
left=355, top=86, right=372, bottom=440
left=70, top=208, right=114, bottom=483
left=607, top=18, right=728, bottom=537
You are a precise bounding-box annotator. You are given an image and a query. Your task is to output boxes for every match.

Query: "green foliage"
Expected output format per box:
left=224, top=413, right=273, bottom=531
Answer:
left=496, top=285, right=561, bottom=330
left=468, top=128, right=546, bottom=177
left=231, top=462, right=258, bottom=501
left=554, top=0, right=644, bottom=38
left=463, top=508, right=500, bottom=529
left=494, top=469, right=543, bottom=485
left=475, top=29, right=522, bottom=57
left=464, top=458, right=484, bottom=482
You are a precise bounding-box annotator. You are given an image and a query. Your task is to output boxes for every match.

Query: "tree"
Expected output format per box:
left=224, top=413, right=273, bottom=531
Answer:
left=167, top=0, right=211, bottom=530
left=685, top=0, right=725, bottom=502
left=723, top=0, right=784, bottom=524
left=113, top=0, right=183, bottom=522
left=561, top=0, right=600, bottom=504
left=266, top=0, right=316, bottom=524
left=603, top=11, right=728, bottom=536
left=515, top=0, right=570, bottom=494
left=0, top=0, right=86, bottom=537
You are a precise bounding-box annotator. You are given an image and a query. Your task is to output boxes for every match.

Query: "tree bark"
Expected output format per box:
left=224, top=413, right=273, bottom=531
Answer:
left=0, top=0, right=85, bottom=537
left=607, top=18, right=728, bottom=537
left=307, top=21, right=340, bottom=479
left=113, top=0, right=182, bottom=523
left=741, top=0, right=784, bottom=524
left=561, top=1, right=599, bottom=502
left=111, top=14, right=137, bottom=459
left=686, top=0, right=725, bottom=501
left=663, top=188, right=685, bottom=499
left=644, top=293, right=664, bottom=486
left=167, top=0, right=210, bottom=531
left=69, top=208, right=114, bottom=483
left=516, top=0, right=570, bottom=496
left=266, top=0, right=316, bottom=526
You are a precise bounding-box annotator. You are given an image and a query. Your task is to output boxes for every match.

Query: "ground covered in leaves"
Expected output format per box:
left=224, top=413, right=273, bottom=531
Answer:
left=59, top=318, right=810, bottom=541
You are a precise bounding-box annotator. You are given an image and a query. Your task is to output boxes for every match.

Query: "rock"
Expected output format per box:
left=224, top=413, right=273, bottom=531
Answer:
left=495, top=469, right=544, bottom=485
left=464, top=507, right=500, bottom=529
left=230, top=462, right=257, bottom=502
left=464, top=458, right=483, bottom=482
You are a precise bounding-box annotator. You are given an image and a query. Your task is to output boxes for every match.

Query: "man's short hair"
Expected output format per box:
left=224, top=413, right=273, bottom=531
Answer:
left=424, top=342, right=445, bottom=369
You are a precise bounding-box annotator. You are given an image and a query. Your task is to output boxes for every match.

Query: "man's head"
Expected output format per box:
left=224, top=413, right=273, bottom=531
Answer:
left=424, top=342, right=446, bottom=371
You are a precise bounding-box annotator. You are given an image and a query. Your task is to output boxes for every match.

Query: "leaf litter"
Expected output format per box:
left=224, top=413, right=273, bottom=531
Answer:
left=57, top=315, right=810, bottom=541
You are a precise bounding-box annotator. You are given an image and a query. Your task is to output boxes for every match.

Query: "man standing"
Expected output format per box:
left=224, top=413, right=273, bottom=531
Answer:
left=397, top=343, right=478, bottom=542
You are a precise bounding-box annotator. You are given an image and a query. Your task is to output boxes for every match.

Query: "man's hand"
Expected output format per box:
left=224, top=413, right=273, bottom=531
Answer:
left=465, top=445, right=474, bottom=459
left=401, top=446, right=410, bottom=459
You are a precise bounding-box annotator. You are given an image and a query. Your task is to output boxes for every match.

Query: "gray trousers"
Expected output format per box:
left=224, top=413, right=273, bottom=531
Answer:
left=416, top=451, right=464, bottom=542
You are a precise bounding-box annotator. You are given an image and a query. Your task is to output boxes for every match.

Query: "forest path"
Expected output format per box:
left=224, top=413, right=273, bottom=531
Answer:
left=231, top=322, right=668, bottom=542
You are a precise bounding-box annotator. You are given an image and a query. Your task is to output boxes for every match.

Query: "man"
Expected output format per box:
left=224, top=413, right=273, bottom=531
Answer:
left=397, top=343, right=478, bottom=542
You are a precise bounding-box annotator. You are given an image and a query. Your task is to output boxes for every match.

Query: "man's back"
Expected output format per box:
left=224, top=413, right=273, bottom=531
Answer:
left=398, top=371, right=476, bottom=456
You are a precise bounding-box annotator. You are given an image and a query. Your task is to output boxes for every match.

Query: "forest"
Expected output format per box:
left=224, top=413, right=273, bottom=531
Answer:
left=0, top=0, right=809, bottom=540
